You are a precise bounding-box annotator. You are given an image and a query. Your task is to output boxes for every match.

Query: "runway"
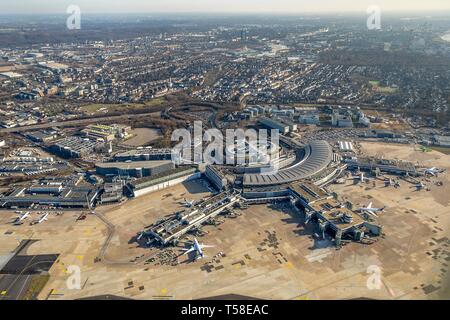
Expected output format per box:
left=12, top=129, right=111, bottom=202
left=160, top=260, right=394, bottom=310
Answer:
left=0, top=240, right=58, bottom=300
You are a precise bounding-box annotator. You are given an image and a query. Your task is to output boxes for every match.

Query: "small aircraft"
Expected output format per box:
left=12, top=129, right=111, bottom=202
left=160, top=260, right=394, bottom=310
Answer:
left=137, top=231, right=147, bottom=241
left=31, top=213, right=49, bottom=225
left=352, top=172, right=367, bottom=183
left=359, top=202, right=386, bottom=213
left=13, top=212, right=31, bottom=225
left=415, top=182, right=426, bottom=191
left=180, top=198, right=195, bottom=208
left=182, top=238, right=214, bottom=260
left=424, top=167, right=440, bottom=176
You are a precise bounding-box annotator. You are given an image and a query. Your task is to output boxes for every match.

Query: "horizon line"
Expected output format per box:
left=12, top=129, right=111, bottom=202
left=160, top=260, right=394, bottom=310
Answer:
left=1, top=9, right=450, bottom=16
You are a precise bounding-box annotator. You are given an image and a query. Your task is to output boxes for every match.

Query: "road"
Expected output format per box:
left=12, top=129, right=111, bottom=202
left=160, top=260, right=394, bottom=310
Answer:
left=93, top=211, right=157, bottom=266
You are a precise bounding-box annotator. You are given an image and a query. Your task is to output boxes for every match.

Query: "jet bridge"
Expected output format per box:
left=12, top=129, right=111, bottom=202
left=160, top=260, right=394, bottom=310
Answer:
left=148, top=190, right=242, bottom=245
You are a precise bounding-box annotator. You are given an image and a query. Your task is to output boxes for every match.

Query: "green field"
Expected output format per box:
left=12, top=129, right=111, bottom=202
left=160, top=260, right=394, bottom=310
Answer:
left=22, top=275, right=50, bottom=300
left=80, top=97, right=166, bottom=114
left=369, top=80, right=398, bottom=94
left=80, top=103, right=126, bottom=113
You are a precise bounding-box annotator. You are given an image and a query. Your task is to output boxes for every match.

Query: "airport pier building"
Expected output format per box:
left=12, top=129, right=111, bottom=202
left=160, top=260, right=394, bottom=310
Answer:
left=289, top=182, right=382, bottom=245
left=148, top=191, right=242, bottom=245
left=345, top=158, right=419, bottom=177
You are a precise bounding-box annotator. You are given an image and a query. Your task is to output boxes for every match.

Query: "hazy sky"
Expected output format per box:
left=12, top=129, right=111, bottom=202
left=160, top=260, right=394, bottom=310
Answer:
left=1, top=0, right=450, bottom=14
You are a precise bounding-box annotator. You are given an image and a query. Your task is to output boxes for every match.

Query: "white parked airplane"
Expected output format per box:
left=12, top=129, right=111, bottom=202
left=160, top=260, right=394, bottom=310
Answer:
left=424, top=167, right=440, bottom=176
left=137, top=231, right=146, bottom=241
left=31, top=213, right=49, bottom=225
left=415, top=182, right=426, bottom=190
left=182, top=238, right=214, bottom=260
left=352, top=172, right=367, bottom=183
left=13, top=212, right=31, bottom=225
left=359, top=202, right=386, bottom=213
left=180, top=198, right=195, bottom=208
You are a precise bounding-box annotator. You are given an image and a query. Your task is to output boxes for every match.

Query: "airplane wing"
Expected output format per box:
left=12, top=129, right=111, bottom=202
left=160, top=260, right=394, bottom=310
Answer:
left=182, top=247, right=196, bottom=255
left=367, top=202, right=372, bottom=209
left=200, top=244, right=214, bottom=249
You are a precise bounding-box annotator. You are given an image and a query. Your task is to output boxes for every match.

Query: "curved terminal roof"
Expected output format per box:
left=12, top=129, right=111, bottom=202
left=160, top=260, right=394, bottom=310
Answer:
left=243, top=140, right=333, bottom=187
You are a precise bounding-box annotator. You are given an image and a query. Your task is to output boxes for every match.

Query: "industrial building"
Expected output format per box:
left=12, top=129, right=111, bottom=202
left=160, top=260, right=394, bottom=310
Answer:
left=362, top=130, right=404, bottom=139
left=26, top=130, right=58, bottom=143
left=298, top=114, right=320, bottom=125
left=50, top=136, right=103, bottom=158
left=127, top=167, right=200, bottom=198
left=259, top=117, right=291, bottom=134
left=100, top=183, right=125, bottom=204
left=432, top=135, right=450, bottom=148
left=0, top=183, right=98, bottom=209
left=331, top=112, right=354, bottom=128
left=95, top=160, right=174, bottom=178
left=81, top=124, right=131, bottom=142
left=205, top=165, right=229, bottom=191
left=338, top=141, right=354, bottom=152
left=113, top=148, right=173, bottom=162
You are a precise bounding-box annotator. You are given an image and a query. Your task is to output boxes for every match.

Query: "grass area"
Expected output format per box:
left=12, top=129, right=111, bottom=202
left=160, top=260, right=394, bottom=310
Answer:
left=292, top=103, right=323, bottom=108
left=144, top=97, right=165, bottom=107
left=80, top=97, right=166, bottom=114
left=22, top=275, right=50, bottom=300
left=80, top=103, right=117, bottom=113
left=369, top=80, right=397, bottom=94
left=203, top=69, right=221, bottom=87
left=430, top=146, right=450, bottom=155
left=418, top=146, right=432, bottom=153
left=377, top=87, right=398, bottom=94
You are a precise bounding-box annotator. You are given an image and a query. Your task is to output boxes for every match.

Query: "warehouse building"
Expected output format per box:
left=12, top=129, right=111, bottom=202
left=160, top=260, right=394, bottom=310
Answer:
left=205, top=165, right=229, bottom=191
left=0, top=184, right=99, bottom=209
left=113, top=148, right=173, bottom=162
left=81, top=124, right=131, bottom=142
left=338, top=141, right=354, bottom=152
left=100, top=183, right=125, bottom=204
left=127, top=167, right=201, bottom=198
left=50, top=136, right=103, bottom=158
left=259, top=117, right=290, bottom=134
left=432, top=135, right=450, bottom=148
left=95, top=160, right=174, bottom=178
